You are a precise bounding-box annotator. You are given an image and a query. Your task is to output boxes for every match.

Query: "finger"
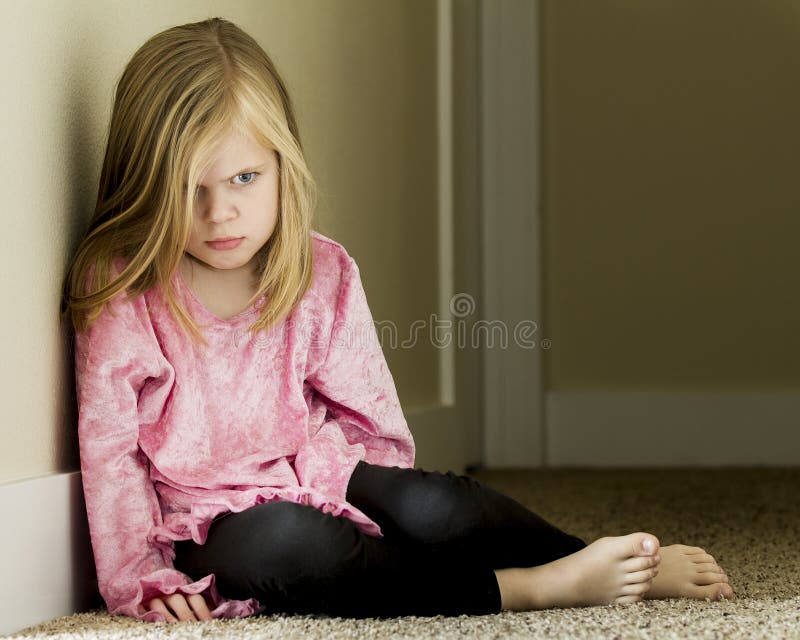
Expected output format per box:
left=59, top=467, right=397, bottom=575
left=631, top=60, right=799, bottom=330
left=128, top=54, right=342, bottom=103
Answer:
left=165, top=593, right=198, bottom=622
left=137, top=604, right=147, bottom=616
left=187, top=593, right=213, bottom=621
left=147, top=598, right=178, bottom=623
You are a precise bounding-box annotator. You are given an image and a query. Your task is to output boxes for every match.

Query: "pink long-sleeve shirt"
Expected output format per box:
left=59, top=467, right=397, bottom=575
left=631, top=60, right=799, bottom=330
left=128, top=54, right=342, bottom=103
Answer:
left=74, top=230, right=416, bottom=621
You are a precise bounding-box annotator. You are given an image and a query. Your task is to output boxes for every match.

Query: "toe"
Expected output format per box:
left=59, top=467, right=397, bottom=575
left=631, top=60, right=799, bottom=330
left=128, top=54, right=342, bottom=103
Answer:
left=692, top=553, right=717, bottom=565
left=694, top=571, right=729, bottom=586
left=633, top=533, right=660, bottom=556
left=625, top=567, right=658, bottom=584
left=694, top=562, right=723, bottom=574
left=624, top=554, right=659, bottom=572
left=614, top=594, right=644, bottom=605
left=691, top=583, right=733, bottom=600
left=620, top=579, right=652, bottom=596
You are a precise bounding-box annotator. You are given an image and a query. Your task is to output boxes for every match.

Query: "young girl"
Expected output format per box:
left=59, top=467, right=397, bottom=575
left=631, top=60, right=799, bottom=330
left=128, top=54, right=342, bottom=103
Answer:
left=61, top=17, right=734, bottom=623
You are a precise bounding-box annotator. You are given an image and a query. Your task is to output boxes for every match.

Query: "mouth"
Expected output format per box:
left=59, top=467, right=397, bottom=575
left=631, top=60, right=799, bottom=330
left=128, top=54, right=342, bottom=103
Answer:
left=206, top=237, right=244, bottom=250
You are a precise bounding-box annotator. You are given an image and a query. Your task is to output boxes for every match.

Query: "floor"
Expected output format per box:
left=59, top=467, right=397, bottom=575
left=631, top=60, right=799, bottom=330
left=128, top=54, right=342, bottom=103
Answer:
left=10, top=467, right=800, bottom=639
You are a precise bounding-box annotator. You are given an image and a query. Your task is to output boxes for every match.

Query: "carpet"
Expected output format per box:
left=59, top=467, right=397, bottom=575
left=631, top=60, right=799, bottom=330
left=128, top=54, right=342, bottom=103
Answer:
left=8, top=467, right=800, bottom=639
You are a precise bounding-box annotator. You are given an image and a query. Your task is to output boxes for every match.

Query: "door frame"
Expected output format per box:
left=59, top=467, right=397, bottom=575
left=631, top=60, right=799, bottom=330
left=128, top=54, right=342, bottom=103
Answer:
left=479, top=0, right=546, bottom=468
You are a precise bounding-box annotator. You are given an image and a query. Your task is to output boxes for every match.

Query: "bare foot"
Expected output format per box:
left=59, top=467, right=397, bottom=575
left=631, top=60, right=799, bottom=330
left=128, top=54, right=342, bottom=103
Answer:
left=643, top=544, right=734, bottom=601
left=521, top=532, right=661, bottom=608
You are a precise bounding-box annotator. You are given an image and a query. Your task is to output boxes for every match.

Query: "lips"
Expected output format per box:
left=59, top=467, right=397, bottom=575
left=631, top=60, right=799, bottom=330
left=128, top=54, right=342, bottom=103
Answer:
left=206, top=237, right=244, bottom=250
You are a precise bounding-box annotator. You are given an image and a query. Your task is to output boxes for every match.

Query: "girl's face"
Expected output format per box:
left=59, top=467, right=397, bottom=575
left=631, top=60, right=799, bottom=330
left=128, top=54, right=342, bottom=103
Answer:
left=182, top=129, right=279, bottom=278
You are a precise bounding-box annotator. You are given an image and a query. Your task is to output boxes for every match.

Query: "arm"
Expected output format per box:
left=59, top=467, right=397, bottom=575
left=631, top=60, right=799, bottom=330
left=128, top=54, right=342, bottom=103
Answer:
left=75, top=273, right=218, bottom=621
left=295, top=252, right=416, bottom=502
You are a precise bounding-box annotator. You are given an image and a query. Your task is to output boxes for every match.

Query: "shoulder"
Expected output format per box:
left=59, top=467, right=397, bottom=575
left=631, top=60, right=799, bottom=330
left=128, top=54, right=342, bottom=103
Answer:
left=310, top=230, right=359, bottom=294
left=109, top=254, right=132, bottom=281
left=81, top=254, right=152, bottom=330
left=306, top=231, right=370, bottom=329
left=80, top=254, right=136, bottom=306
left=311, top=230, right=354, bottom=267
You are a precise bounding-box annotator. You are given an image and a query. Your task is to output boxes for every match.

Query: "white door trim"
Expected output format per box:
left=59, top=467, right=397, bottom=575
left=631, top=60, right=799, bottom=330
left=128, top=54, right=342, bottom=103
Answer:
left=480, top=0, right=545, bottom=468
left=403, top=0, right=472, bottom=475
left=438, top=0, right=455, bottom=408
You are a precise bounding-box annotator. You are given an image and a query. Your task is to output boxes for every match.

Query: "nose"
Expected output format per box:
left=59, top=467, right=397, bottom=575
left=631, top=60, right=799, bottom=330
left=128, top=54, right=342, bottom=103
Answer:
left=197, top=187, right=236, bottom=224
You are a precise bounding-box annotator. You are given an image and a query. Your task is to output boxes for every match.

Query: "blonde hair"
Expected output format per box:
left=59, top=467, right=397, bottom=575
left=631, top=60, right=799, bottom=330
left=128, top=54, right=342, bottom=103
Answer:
left=61, top=17, right=318, bottom=349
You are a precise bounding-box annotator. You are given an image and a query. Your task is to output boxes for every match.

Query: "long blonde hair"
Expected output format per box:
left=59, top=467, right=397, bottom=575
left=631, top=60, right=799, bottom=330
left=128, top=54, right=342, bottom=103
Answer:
left=61, top=17, right=318, bottom=349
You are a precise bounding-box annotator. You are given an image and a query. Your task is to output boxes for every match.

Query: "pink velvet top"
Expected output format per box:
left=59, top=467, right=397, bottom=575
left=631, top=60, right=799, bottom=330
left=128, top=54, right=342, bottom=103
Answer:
left=73, top=231, right=416, bottom=621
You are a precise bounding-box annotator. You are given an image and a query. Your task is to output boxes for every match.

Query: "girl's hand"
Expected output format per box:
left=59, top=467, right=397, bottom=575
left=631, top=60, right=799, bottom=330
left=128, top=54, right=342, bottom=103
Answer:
left=137, top=593, right=213, bottom=622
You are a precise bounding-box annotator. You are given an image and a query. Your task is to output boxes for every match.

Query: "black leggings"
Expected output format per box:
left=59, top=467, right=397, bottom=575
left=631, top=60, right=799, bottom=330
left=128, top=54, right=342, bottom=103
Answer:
left=173, top=461, right=587, bottom=618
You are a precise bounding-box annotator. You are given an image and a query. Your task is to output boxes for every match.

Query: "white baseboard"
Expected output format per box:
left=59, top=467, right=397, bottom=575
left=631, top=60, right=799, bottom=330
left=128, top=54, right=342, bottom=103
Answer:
left=0, top=471, right=96, bottom=635
left=546, top=391, right=800, bottom=466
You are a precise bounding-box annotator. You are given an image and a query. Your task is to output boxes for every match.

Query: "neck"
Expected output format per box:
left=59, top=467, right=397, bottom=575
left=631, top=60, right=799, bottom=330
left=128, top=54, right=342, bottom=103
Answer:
left=180, top=254, right=259, bottom=291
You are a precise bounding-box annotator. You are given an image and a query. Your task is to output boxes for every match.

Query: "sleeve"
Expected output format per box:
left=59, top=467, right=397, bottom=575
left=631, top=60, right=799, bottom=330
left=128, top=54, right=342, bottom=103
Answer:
left=74, top=270, right=250, bottom=621
left=295, top=252, right=416, bottom=502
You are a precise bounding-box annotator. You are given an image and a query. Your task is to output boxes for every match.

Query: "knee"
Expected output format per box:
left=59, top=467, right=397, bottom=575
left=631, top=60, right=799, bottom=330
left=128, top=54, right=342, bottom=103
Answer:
left=393, top=471, right=479, bottom=542
left=242, top=501, right=359, bottom=579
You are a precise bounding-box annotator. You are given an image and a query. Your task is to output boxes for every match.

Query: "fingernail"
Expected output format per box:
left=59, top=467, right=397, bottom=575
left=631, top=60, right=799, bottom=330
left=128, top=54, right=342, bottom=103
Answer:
left=643, top=539, right=654, bottom=553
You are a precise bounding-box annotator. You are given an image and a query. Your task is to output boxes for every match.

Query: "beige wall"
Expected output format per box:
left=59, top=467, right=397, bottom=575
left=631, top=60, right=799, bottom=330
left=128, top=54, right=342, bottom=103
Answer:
left=542, top=0, right=800, bottom=391
left=0, top=0, right=441, bottom=483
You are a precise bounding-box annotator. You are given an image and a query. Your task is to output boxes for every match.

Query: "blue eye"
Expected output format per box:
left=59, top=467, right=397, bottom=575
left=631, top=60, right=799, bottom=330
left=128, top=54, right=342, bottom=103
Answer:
left=233, top=172, right=258, bottom=186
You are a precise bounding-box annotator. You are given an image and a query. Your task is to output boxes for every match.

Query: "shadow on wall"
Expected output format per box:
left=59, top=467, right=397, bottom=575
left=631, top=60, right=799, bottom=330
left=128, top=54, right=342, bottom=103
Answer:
left=70, top=478, right=101, bottom=611
left=56, top=20, right=106, bottom=475
left=60, top=24, right=107, bottom=613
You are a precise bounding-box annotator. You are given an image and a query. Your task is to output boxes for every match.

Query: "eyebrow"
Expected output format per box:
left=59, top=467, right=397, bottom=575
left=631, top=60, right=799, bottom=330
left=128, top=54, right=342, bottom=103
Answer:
left=198, top=161, right=271, bottom=187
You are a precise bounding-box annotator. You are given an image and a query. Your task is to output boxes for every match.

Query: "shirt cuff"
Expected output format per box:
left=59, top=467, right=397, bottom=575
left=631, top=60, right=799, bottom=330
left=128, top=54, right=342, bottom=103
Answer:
left=293, top=420, right=367, bottom=503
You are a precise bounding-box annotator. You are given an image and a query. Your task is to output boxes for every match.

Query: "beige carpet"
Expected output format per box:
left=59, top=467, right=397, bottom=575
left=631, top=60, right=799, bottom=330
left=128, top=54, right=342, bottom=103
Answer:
left=8, top=468, right=800, bottom=639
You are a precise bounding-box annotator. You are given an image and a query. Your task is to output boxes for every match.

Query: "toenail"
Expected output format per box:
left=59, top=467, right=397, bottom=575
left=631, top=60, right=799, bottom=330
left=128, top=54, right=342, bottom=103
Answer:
left=642, top=539, right=655, bottom=553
